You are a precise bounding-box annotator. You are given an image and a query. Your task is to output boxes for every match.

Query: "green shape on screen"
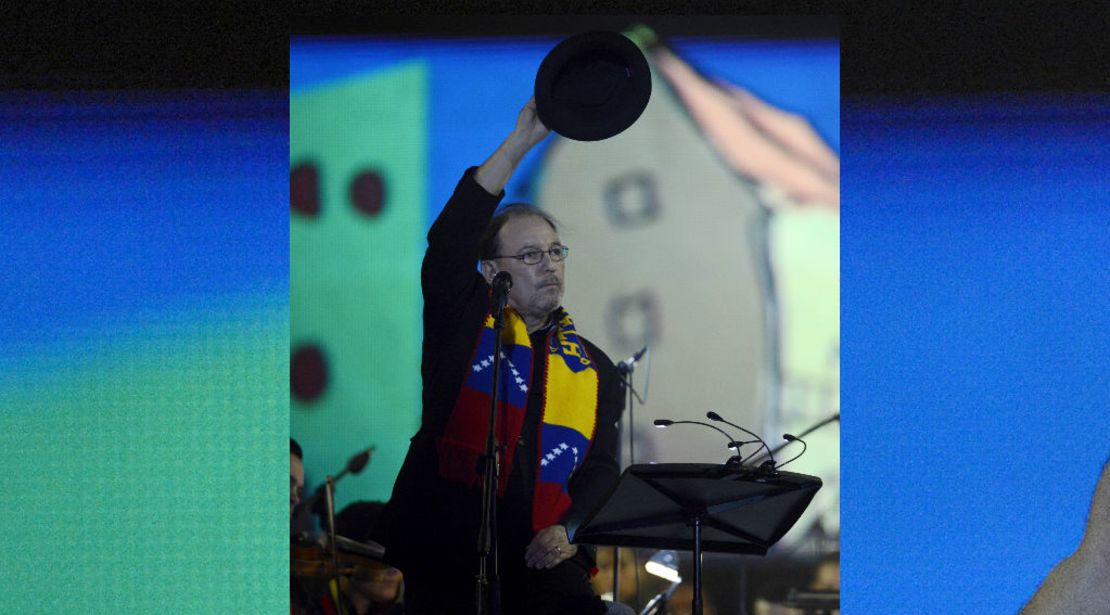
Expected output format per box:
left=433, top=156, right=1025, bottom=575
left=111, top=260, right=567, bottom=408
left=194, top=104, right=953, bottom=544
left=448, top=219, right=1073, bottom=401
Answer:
left=0, top=292, right=288, bottom=612
left=290, top=62, right=426, bottom=513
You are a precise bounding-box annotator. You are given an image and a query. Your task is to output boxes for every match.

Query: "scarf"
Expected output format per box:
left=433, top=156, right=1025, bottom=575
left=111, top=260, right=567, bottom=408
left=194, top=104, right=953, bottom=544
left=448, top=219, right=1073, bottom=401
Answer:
left=437, top=306, right=599, bottom=533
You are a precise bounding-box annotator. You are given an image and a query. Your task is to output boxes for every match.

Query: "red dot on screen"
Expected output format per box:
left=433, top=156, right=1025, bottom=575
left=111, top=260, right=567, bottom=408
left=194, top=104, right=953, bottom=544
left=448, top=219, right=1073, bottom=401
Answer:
left=350, top=169, right=386, bottom=217
left=291, top=163, right=320, bottom=217
left=291, top=343, right=328, bottom=402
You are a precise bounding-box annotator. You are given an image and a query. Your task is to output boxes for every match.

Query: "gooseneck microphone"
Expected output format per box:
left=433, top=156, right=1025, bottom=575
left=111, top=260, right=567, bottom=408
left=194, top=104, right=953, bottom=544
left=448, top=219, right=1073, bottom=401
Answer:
left=490, top=271, right=512, bottom=317
left=775, top=434, right=807, bottom=470
left=653, top=419, right=754, bottom=455
left=706, top=410, right=775, bottom=467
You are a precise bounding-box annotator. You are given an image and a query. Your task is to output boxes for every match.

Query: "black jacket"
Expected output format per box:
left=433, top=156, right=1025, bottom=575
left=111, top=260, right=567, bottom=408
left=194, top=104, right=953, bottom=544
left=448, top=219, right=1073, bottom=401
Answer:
left=374, top=167, right=623, bottom=572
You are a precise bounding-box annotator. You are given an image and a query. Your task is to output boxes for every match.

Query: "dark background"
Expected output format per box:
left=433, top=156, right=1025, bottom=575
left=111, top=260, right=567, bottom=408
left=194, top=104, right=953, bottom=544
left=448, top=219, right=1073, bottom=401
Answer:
left=6, top=9, right=1107, bottom=94
left=2, top=4, right=286, bottom=90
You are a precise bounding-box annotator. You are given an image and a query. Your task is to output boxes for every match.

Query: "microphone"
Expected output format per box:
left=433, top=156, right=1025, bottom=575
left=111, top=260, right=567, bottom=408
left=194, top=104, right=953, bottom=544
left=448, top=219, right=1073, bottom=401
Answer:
left=775, top=434, right=807, bottom=470
left=617, top=345, right=648, bottom=374
left=706, top=411, right=775, bottom=467
left=653, top=419, right=751, bottom=456
left=300, top=446, right=376, bottom=517
left=746, top=412, right=838, bottom=466
left=490, top=271, right=512, bottom=317
left=344, top=446, right=375, bottom=476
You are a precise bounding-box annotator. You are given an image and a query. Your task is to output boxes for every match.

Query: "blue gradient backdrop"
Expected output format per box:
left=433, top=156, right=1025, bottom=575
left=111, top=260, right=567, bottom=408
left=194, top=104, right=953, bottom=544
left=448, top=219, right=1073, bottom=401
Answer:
left=841, top=94, right=1110, bottom=613
left=0, top=91, right=288, bottom=612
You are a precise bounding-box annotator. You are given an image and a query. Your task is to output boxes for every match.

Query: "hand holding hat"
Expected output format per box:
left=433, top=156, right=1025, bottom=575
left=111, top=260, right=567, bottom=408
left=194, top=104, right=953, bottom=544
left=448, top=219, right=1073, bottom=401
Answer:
left=510, top=97, right=552, bottom=153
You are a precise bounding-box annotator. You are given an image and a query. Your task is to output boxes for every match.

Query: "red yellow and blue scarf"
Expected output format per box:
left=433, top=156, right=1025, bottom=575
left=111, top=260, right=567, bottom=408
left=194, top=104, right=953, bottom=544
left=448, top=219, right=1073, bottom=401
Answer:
left=437, top=307, right=599, bottom=532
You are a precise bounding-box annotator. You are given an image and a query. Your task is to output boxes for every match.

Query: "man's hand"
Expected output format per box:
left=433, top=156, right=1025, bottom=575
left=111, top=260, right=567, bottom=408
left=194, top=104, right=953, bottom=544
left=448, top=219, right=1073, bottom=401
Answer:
left=475, top=97, right=551, bottom=196
left=524, top=524, right=577, bottom=569
left=509, top=97, right=551, bottom=155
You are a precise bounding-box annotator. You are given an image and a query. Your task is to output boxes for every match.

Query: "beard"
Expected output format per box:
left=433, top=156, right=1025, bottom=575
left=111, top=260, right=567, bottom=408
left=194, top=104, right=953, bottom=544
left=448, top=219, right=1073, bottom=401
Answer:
left=535, top=284, right=563, bottom=313
left=526, top=283, right=562, bottom=319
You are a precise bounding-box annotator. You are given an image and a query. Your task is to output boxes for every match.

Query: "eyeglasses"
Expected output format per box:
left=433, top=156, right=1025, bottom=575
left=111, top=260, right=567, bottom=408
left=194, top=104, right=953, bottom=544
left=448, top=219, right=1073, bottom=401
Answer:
left=489, top=245, right=569, bottom=266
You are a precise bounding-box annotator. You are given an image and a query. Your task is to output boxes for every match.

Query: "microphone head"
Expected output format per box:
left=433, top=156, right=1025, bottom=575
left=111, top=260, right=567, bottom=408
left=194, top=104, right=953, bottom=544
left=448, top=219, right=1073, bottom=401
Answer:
left=492, top=270, right=513, bottom=290
left=706, top=411, right=722, bottom=421
left=347, top=447, right=374, bottom=474
left=653, top=419, right=674, bottom=427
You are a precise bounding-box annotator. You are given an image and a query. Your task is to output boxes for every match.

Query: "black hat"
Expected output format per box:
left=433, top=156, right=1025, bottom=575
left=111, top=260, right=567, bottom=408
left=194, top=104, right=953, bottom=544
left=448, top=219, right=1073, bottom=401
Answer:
left=534, top=31, right=652, bottom=142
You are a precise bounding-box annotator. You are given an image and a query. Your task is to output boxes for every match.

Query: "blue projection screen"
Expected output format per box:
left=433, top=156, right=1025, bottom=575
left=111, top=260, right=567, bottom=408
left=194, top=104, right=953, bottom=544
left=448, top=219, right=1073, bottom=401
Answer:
left=0, top=91, right=289, bottom=613
left=842, top=94, right=1110, bottom=614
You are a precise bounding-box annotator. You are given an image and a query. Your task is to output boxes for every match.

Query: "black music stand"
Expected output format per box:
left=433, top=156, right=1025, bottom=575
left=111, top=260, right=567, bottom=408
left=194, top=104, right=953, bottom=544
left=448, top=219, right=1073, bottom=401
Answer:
left=573, top=463, right=821, bottom=615
left=782, top=589, right=840, bottom=614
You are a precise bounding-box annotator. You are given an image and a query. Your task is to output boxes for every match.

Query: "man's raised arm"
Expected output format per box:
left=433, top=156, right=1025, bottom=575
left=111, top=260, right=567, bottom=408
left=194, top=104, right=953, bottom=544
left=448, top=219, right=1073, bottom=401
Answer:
left=473, top=97, right=551, bottom=196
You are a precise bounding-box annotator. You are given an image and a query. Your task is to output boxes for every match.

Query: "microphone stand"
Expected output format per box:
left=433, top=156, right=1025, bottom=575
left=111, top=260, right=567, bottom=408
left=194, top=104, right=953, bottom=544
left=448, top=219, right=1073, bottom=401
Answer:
left=323, top=475, right=347, bottom=615
left=476, top=296, right=508, bottom=615
left=640, top=578, right=681, bottom=615
left=748, top=413, right=839, bottom=465
left=614, top=347, right=647, bottom=610
left=299, top=447, right=374, bottom=521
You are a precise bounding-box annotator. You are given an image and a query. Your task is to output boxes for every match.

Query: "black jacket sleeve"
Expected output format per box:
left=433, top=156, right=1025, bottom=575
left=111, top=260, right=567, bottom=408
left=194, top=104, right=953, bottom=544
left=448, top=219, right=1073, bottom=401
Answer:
left=422, top=166, right=503, bottom=338
left=419, top=167, right=505, bottom=434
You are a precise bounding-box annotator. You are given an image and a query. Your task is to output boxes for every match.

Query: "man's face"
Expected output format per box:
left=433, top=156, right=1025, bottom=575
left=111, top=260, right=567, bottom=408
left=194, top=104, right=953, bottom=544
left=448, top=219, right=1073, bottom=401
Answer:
left=484, top=215, right=565, bottom=323
left=290, top=454, right=305, bottom=516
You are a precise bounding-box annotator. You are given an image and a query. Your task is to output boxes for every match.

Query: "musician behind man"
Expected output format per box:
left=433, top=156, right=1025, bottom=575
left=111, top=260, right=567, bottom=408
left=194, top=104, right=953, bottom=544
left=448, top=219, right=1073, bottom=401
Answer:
left=291, top=438, right=331, bottom=615
left=372, top=97, right=625, bottom=615
left=291, top=438, right=306, bottom=516
left=290, top=440, right=405, bottom=615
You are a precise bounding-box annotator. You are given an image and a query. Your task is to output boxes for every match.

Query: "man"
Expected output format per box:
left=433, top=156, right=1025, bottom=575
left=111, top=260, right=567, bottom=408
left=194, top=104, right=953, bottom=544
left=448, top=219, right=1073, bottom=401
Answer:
left=1020, top=455, right=1109, bottom=614
left=291, top=438, right=332, bottom=615
left=373, top=98, right=624, bottom=615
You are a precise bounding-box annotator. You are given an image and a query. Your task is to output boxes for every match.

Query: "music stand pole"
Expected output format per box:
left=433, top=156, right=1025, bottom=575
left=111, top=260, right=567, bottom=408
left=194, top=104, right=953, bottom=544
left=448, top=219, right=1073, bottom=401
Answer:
left=476, top=310, right=506, bottom=615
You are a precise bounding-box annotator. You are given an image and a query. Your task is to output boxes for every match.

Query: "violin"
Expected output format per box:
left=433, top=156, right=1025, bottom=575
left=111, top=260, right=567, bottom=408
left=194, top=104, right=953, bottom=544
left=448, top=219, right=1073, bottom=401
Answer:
left=292, top=535, right=403, bottom=613
left=291, top=535, right=390, bottom=581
